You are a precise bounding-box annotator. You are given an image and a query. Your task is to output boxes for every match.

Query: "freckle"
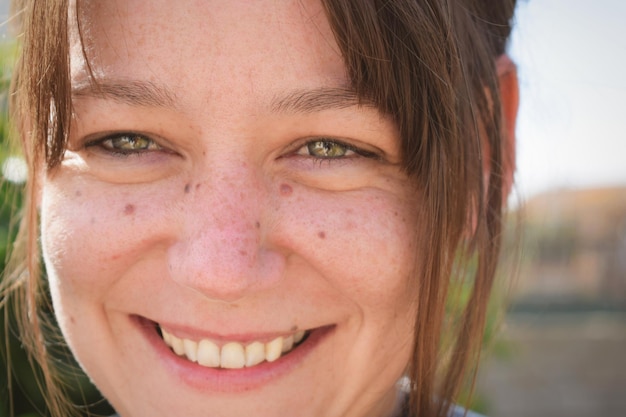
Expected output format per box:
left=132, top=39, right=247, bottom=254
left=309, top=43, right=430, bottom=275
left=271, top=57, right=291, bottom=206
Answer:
left=255, top=221, right=260, bottom=229
left=124, top=204, right=135, bottom=215
left=184, top=183, right=191, bottom=193
left=75, top=190, right=82, bottom=197
left=290, top=325, right=298, bottom=332
left=70, top=316, right=75, bottom=324
left=317, top=231, right=326, bottom=239
left=280, top=183, right=293, bottom=196
left=196, top=183, right=202, bottom=190
left=90, top=217, right=96, bottom=224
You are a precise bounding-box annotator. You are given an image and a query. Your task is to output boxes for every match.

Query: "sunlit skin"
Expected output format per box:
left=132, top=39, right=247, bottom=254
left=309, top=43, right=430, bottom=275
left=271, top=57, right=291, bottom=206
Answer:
left=40, top=1, right=423, bottom=416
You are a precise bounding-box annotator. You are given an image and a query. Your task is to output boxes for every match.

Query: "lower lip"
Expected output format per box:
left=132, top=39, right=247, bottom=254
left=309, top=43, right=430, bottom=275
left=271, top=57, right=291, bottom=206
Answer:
left=133, top=316, right=334, bottom=393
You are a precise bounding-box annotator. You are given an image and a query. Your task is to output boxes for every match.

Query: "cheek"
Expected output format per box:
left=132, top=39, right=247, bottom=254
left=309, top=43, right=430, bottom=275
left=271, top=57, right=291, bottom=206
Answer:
left=273, top=186, right=419, bottom=311
left=41, top=173, right=419, bottom=320
left=41, top=180, right=173, bottom=301
left=273, top=186, right=419, bottom=383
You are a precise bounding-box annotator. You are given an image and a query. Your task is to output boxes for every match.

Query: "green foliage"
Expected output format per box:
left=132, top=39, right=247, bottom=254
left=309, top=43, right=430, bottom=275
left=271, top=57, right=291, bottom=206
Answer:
left=443, top=224, right=520, bottom=416
left=0, top=38, right=45, bottom=417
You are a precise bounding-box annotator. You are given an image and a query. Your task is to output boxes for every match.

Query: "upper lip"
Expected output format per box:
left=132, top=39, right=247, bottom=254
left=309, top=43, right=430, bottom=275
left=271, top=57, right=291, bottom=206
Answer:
left=143, top=317, right=310, bottom=344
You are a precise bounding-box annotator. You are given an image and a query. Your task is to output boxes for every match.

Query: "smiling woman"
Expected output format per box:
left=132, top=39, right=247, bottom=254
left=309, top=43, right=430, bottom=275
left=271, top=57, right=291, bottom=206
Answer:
left=3, top=1, right=517, bottom=417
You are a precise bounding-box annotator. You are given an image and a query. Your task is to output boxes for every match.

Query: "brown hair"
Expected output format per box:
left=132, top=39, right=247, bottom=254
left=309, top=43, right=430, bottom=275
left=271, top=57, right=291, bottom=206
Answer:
left=320, top=2, right=516, bottom=415
left=4, top=1, right=516, bottom=416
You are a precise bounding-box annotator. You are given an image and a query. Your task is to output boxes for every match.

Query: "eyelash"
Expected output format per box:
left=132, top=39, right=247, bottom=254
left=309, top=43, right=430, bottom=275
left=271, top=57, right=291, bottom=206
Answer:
left=86, top=132, right=163, bottom=156
left=86, top=133, right=378, bottom=162
left=295, top=138, right=378, bottom=160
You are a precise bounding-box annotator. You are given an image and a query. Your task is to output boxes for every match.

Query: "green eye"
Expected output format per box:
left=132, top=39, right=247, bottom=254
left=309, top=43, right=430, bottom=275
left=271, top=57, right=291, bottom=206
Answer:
left=98, top=134, right=161, bottom=154
left=306, top=140, right=352, bottom=158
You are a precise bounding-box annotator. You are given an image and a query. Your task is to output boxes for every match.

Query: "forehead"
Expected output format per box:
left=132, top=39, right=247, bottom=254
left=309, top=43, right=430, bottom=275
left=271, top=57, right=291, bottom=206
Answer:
left=70, top=0, right=348, bottom=110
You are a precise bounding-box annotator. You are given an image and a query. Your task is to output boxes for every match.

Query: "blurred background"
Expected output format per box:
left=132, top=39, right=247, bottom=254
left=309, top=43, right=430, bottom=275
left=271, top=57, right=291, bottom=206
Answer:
left=475, top=1, right=626, bottom=416
left=0, top=1, right=625, bottom=416
left=477, top=187, right=626, bottom=416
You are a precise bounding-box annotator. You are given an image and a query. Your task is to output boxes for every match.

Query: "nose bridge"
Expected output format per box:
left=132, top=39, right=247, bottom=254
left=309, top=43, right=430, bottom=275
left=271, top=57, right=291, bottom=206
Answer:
left=169, top=158, right=283, bottom=302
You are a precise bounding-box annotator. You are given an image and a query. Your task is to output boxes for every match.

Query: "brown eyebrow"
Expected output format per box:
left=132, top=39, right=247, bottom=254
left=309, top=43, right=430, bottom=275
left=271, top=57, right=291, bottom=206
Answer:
left=270, top=86, right=376, bottom=114
left=71, top=78, right=178, bottom=109
left=71, top=79, right=375, bottom=114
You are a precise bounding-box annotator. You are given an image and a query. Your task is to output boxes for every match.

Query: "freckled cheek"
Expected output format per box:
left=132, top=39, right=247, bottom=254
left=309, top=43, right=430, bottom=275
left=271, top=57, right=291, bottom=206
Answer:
left=278, top=191, right=418, bottom=301
left=41, top=189, right=169, bottom=289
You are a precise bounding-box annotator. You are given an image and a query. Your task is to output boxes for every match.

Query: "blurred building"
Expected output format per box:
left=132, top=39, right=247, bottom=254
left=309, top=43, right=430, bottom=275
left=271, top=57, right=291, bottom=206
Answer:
left=515, top=186, right=626, bottom=309
left=477, top=186, right=626, bottom=417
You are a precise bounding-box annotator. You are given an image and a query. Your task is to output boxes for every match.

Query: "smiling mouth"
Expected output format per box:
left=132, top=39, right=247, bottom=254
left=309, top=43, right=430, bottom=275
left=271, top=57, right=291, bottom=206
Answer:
left=159, top=327, right=309, bottom=369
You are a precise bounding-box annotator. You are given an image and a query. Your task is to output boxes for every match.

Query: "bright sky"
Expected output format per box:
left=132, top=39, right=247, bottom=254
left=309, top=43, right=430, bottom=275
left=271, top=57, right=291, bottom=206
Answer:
left=509, top=0, right=626, bottom=201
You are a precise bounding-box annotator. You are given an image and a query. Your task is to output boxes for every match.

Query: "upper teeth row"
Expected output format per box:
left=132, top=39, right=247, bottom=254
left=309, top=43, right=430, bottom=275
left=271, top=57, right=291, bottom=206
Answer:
left=161, top=328, right=306, bottom=369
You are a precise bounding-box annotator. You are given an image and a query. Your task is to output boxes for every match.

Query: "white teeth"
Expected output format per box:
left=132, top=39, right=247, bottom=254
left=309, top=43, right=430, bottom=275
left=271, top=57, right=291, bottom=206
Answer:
left=282, top=335, right=294, bottom=353
left=171, top=335, right=185, bottom=356
left=197, top=339, right=220, bottom=367
left=220, top=342, right=246, bottom=369
left=161, top=328, right=307, bottom=369
left=245, top=341, right=265, bottom=367
left=162, top=330, right=173, bottom=345
left=294, top=330, right=306, bottom=344
left=265, top=337, right=283, bottom=362
left=183, top=339, right=198, bottom=363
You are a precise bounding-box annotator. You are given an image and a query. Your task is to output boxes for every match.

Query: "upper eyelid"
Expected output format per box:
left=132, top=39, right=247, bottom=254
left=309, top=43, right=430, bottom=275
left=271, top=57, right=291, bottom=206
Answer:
left=79, top=132, right=172, bottom=159
left=290, top=137, right=382, bottom=158
left=79, top=130, right=383, bottom=161
left=83, top=131, right=165, bottom=149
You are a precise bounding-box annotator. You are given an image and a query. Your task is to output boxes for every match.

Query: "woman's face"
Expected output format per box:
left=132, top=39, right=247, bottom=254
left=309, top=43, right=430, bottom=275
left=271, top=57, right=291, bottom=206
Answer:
left=41, top=1, right=420, bottom=416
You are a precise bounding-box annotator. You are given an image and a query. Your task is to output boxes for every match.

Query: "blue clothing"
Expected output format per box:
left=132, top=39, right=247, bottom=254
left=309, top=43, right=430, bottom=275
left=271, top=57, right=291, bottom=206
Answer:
left=450, top=405, right=485, bottom=417
left=394, top=377, right=486, bottom=417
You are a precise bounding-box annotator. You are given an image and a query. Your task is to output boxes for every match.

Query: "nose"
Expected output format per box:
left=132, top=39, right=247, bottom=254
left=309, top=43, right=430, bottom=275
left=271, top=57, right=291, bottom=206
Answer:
left=167, top=162, right=285, bottom=303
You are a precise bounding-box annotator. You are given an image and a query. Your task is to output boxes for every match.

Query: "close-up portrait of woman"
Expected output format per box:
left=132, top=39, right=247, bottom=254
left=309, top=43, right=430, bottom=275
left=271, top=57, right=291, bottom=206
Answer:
left=1, top=0, right=519, bottom=416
